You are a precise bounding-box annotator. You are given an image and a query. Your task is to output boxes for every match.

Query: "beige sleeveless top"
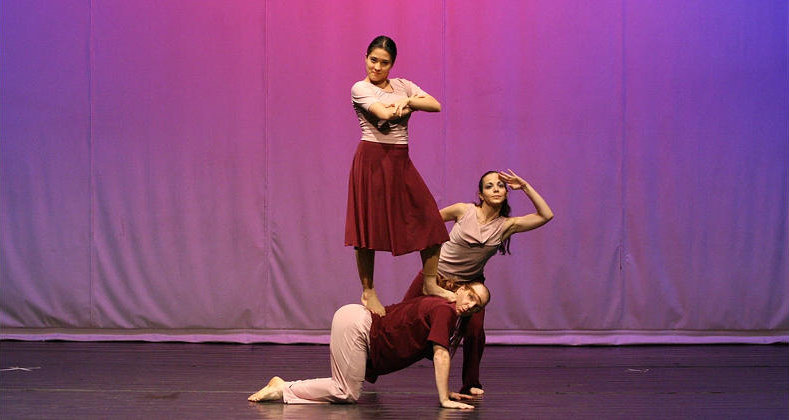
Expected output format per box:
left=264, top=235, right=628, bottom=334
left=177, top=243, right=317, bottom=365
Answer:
left=437, top=203, right=507, bottom=281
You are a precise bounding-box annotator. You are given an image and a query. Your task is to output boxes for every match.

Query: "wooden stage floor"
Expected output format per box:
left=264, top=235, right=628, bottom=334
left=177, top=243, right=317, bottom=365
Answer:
left=1, top=341, right=787, bottom=419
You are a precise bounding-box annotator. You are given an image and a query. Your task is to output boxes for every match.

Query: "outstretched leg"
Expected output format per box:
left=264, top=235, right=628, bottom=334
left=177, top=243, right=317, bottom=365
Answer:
left=248, top=376, right=286, bottom=402
left=356, top=248, right=385, bottom=315
left=460, top=309, right=486, bottom=395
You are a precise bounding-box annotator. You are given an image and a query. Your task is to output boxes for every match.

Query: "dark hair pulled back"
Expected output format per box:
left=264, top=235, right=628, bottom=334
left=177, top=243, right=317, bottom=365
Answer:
left=366, top=35, right=397, bottom=63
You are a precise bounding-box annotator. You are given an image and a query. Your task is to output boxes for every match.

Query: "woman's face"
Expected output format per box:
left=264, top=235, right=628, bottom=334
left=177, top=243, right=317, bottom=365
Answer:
left=365, top=48, right=393, bottom=84
left=479, top=173, right=508, bottom=207
left=455, top=284, right=487, bottom=316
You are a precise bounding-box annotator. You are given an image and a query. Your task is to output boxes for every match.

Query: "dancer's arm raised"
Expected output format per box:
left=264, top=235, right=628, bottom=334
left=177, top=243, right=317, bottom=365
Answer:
left=497, top=169, right=554, bottom=241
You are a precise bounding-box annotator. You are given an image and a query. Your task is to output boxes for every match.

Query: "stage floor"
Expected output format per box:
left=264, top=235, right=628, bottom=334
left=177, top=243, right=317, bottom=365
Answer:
left=1, top=341, right=787, bottom=419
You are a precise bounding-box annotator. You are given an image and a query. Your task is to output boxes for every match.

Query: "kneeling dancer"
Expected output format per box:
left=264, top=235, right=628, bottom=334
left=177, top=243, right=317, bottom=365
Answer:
left=248, top=282, right=490, bottom=410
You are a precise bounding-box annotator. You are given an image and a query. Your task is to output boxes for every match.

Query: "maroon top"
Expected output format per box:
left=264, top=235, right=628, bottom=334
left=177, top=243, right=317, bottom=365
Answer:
left=365, top=296, right=458, bottom=383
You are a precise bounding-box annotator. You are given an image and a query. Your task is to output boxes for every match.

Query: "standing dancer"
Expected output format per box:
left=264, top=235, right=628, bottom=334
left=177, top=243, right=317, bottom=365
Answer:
left=248, top=282, right=490, bottom=409
left=402, top=169, right=554, bottom=395
left=346, top=35, right=450, bottom=316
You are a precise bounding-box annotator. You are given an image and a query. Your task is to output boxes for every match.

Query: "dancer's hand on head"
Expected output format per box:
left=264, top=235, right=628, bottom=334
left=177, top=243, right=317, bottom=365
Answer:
left=498, top=169, right=530, bottom=191
left=441, top=399, right=474, bottom=410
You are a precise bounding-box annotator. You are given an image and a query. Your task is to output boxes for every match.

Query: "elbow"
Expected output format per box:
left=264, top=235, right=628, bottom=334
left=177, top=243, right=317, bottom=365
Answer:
left=540, top=205, right=554, bottom=224
left=434, top=349, right=450, bottom=364
left=433, top=345, right=450, bottom=361
left=544, top=211, right=554, bottom=223
left=421, top=97, right=441, bottom=112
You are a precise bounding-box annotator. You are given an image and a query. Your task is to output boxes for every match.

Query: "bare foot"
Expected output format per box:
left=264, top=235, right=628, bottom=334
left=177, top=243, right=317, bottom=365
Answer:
left=248, top=376, right=285, bottom=402
left=441, top=289, right=457, bottom=302
left=361, top=289, right=386, bottom=316
left=469, top=387, right=484, bottom=396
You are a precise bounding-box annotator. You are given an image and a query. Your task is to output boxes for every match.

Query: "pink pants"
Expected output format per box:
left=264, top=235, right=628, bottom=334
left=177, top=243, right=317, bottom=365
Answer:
left=282, top=304, right=372, bottom=404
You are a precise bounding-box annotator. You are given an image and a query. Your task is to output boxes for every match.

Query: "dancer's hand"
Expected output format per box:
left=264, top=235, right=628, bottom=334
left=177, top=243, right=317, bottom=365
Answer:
left=392, top=97, right=411, bottom=117
left=498, top=169, right=530, bottom=191
left=441, top=399, right=474, bottom=410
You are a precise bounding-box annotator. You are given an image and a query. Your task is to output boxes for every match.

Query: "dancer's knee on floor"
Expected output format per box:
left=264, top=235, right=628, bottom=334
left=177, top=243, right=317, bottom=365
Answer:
left=332, top=383, right=363, bottom=403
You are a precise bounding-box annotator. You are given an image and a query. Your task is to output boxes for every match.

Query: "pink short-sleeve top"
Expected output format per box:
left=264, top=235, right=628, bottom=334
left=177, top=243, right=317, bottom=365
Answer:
left=437, top=203, right=508, bottom=281
left=351, top=78, right=426, bottom=145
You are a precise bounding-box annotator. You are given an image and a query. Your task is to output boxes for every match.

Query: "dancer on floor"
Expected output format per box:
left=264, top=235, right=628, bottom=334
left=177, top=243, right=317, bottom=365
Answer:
left=345, top=35, right=449, bottom=316
left=248, top=282, right=490, bottom=410
left=401, top=169, right=553, bottom=395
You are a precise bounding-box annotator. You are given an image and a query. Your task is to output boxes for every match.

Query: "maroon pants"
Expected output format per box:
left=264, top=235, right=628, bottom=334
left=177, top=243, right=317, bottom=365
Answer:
left=401, top=271, right=485, bottom=394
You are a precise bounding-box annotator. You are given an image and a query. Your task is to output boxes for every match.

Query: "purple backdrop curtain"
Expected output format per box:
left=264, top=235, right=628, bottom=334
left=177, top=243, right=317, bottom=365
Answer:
left=2, top=0, right=787, bottom=344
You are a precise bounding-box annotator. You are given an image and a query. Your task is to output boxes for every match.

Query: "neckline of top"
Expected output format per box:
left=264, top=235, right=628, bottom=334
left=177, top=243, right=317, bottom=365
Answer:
left=471, top=204, right=502, bottom=226
left=367, top=79, right=395, bottom=93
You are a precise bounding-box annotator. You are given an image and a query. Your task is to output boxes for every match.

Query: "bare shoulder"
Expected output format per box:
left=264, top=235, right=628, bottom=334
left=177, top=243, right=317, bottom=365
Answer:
left=440, top=202, right=472, bottom=222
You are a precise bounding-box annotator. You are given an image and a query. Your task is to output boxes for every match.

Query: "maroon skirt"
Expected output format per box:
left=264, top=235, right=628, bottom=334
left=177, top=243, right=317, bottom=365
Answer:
left=345, top=141, right=449, bottom=256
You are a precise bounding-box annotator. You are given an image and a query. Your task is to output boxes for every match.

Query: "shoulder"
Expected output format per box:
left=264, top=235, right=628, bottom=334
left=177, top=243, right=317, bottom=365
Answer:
left=459, top=202, right=476, bottom=219
left=351, top=80, right=375, bottom=95
left=392, top=78, right=423, bottom=94
left=423, top=297, right=455, bottom=316
left=426, top=301, right=457, bottom=331
left=441, top=202, right=474, bottom=221
left=391, top=77, right=411, bottom=85
left=393, top=77, right=420, bottom=87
